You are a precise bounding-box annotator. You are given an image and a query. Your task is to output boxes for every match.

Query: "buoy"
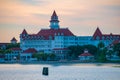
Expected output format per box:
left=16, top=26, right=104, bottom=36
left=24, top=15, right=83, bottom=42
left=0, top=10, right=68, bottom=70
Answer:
left=42, top=67, right=48, bottom=76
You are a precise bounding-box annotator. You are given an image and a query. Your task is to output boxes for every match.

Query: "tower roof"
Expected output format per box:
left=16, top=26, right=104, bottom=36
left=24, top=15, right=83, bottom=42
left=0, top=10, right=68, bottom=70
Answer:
left=22, top=29, right=27, bottom=34
left=52, top=10, right=57, bottom=17
left=50, top=10, right=60, bottom=29
left=11, top=37, right=17, bottom=41
left=50, top=10, right=59, bottom=22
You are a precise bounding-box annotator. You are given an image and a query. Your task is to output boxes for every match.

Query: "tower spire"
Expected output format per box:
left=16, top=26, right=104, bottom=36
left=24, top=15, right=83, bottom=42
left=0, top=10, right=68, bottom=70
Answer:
left=52, top=10, right=57, bottom=17
left=49, top=10, right=60, bottom=29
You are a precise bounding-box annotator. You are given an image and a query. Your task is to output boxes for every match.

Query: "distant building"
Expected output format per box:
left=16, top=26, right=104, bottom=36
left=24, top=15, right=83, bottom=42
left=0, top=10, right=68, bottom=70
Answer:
left=20, top=48, right=37, bottom=61
left=20, top=11, right=92, bottom=55
left=0, top=54, right=5, bottom=62
left=20, top=11, right=120, bottom=60
left=5, top=47, right=22, bottom=61
left=78, top=49, right=94, bottom=61
left=0, top=37, right=18, bottom=50
left=53, top=48, right=69, bottom=60
left=92, top=27, right=120, bottom=46
left=0, top=43, right=9, bottom=49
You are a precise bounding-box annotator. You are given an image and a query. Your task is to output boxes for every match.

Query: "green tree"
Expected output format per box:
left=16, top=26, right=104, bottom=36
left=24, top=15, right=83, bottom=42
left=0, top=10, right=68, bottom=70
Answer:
left=32, top=52, right=49, bottom=61
left=68, top=45, right=97, bottom=60
left=97, top=42, right=107, bottom=62
left=32, top=53, right=42, bottom=61
left=113, top=43, right=120, bottom=57
left=0, top=49, right=12, bottom=54
left=0, top=49, right=5, bottom=54
left=41, top=53, right=48, bottom=61
left=98, top=41, right=105, bottom=49
left=107, top=50, right=114, bottom=59
left=68, top=45, right=83, bottom=60
left=83, top=45, right=97, bottom=55
left=6, top=43, right=20, bottom=49
left=49, top=53, right=56, bottom=60
left=97, top=50, right=106, bottom=62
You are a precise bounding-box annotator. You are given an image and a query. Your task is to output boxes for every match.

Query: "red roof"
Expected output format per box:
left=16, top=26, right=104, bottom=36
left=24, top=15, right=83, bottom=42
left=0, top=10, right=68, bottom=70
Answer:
left=112, top=40, right=120, bottom=45
left=38, top=28, right=74, bottom=36
left=79, top=53, right=93, bottom=56
left=22, top=29, right=27, bottom=35
left=10, top=48, right=21, bottom=51
left=21, top=28, right=74, bottom=40
left=93, top=27, right=102, bottom=40
left=23, top=48, right=37, bottom=53
left=93, top=27, right=120, bottom=40
left=11, top=37, right=17, bottom=41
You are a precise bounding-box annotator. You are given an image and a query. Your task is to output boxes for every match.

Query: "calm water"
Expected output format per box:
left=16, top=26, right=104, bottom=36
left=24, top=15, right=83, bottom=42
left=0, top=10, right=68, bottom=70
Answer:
left=0, top=64, right=120, bottom=80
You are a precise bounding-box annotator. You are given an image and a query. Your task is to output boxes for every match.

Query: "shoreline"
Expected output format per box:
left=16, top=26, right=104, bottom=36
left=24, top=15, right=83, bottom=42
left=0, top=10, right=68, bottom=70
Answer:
left=0, top=61, right=120, bottom=67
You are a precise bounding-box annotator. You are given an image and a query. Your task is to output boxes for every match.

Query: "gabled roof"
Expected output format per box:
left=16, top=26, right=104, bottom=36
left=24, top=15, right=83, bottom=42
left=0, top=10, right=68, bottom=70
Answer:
left=92, top=27, right=102, bottom=40
left=11, top=37, right=17, bottom=41
left=23, top=48, right=37, bottom=54
left=79, top=49, right=93, bottom=56
left=22, top=29, right=27, bottom=35
left=38, top=28, right=74, bottom=36
left=109, top=40, right=120, bottom=47
left=21, top=28, right=74, bottom=40
left=92, top=27, right=120, bottom=40
left=79, top=53, right=93, bottom=56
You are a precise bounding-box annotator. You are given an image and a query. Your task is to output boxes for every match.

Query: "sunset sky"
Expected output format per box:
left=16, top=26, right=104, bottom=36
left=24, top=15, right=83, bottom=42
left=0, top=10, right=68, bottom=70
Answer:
left=0, top=0, right=120, bottom=42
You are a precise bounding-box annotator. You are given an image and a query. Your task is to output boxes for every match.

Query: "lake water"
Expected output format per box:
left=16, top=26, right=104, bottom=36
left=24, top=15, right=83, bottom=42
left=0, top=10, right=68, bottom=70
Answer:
left=0, top=63, right=120, bottom=80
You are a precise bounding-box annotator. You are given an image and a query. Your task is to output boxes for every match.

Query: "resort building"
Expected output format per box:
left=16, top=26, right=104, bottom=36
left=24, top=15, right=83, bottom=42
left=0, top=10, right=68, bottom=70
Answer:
left=5, top=48, right=21, bottom=61
left=20, top=11, right=120, bottom=59
left=20, top=11, right=92, bottom=54
left=92, top=27, right=120, bottom=46
left=20, top=48, right=37, bottom=61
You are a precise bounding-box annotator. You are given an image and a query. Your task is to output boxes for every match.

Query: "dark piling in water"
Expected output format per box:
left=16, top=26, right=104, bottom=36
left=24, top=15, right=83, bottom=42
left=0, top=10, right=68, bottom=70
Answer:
left=42, top=67, right=48, bottom=76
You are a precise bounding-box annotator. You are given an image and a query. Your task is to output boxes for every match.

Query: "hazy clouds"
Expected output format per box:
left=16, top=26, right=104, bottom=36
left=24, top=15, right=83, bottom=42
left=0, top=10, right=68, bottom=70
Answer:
left=0, top=0, right=120, bottom=42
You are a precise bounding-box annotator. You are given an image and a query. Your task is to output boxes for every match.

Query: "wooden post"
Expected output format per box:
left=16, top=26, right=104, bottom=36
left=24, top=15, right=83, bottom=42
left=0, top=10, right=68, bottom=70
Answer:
left=42, top=67, right=48, bottom=76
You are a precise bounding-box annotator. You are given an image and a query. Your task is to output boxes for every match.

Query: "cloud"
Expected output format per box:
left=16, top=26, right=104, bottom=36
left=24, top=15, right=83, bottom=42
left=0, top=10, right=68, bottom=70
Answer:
left=18, top=0, right=49, bottom=6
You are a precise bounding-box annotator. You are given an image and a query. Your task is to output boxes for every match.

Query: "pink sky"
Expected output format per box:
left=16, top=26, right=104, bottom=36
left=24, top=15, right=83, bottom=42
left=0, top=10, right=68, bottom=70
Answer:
left=0, top=0, right=120, bottom=42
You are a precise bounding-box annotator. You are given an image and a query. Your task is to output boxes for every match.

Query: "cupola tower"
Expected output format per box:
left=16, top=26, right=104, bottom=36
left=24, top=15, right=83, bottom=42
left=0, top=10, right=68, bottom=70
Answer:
left=49, top=10, right=59, bottom=29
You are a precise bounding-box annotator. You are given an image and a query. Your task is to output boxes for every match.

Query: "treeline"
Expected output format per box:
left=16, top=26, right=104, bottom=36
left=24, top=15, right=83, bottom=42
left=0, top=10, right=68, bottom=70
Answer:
left=68, top=45, right=97, bottom=60
left=32, top=53, right=56, bottom=61
left=0, top=43, right=20, bottom=54
left=67, top=42, right=120, bottom=62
